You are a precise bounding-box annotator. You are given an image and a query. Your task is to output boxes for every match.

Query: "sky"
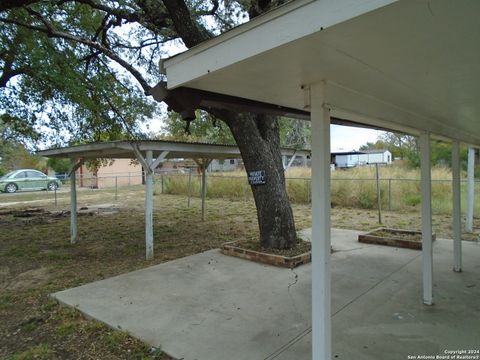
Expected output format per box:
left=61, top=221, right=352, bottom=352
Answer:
left=106, top=16, right=386, bottom=152
left=142, top=118, right=383, bottom=152
left=330, top=124, right=384, bottom=152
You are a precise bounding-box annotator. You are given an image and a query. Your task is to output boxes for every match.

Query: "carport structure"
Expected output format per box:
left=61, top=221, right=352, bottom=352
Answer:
left=160, top=1, right=480, bottom=359
left=38, top=140, right=310, bottom=260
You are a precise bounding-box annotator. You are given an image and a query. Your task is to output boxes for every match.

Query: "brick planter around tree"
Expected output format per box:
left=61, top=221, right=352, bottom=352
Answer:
left=221, top=241, right=311, bottom=268
left=358, top=228, right=436, bottom=250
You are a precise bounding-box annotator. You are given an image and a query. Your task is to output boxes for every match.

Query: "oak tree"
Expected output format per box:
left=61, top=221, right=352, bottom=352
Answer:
left=0, top=0, right=297, bottom=249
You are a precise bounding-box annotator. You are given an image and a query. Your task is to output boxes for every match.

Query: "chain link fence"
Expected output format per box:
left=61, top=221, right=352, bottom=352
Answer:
left=1, top=171, right=479, bottom=216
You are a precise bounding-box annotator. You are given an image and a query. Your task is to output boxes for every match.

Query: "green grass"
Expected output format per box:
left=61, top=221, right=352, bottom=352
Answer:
left=7, top=344, right=54, bottom=360
left=55, top=321, right=77, bottom=338
left=104, top=331, right=130, bottom=351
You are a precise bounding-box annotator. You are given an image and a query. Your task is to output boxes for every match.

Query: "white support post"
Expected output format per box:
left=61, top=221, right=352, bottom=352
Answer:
left=145, top=150, right=154, bottom=260
left=201, top=165, right=206, bottom=221
left=310, top=82, right=332, bottom=360
left=466, top=146, right=475, bottom=233
left=68, top=159, right=84, bottom=244
left=419, top=132, right=433, bottom=305
left=452, top=141, right=462, bottom=272
left=70, top=166, right=77, bottom=244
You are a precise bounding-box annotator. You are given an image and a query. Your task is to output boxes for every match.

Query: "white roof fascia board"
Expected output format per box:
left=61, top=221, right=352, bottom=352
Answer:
left=164, top=0, right=397, bottom=89
left=324, top=81, right=480, bottom=147
left=135, top=141, right=241, bottom=155
left=165, top=0, right=314, bottom=67
left=38, top=141, right=311, bottom=160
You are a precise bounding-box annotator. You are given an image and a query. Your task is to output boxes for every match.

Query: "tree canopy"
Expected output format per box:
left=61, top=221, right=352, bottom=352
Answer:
left=1, top=3, right=160, bottom=145
left=1, top=0, right=301, bottom=249
left=0, top=1, right=290, bottom=147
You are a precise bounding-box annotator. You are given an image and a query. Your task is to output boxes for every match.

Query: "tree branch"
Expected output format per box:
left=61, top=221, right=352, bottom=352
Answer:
left=0, top=0, right=40, bottom=12
left=0, top=67, right=27, bottom=87
left=196, top=0, right=219, bottom=16
left=61, top=0, right=142, bottom=24
left=57, top=0, right=170, bottom=39
left=161, top=0, right=212, bottom=48
left=0, top=15, right=152, bottom=93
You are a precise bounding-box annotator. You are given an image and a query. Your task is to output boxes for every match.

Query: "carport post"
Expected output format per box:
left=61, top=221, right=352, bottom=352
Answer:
left=68, top=158, right=84, bottom=244
left=310, top=82, right=332, bottom=360
left=419, top=132, right=433, bottom=305
left=200, top=160, right=211, bottom=221
left=70, top=167, right=77, bottom=244
left=202, top=165, right=206, bottom=220
left=452, top=141, right=462, bottom=272
left=132, top=145, right=169, bottom=260
left=145, top=150, right=154, bottom=260
left=466, top=146, right=475, bottom=232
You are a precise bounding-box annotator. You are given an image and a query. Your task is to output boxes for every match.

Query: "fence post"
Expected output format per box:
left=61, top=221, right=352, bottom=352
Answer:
left=161, top=174, right=164, bottom=194
left=187, top=168, right=192, bottom=208
left=128, top=172, right=131, bottom=186
left=54, top=186, right=57, bottom=206
left=307, top=178, right=311, bottom=204
left=375, top=163, right=382, bottom=224
left=115, top=176, right=118, bottom=201
left=388, top=178, right=392, bottom=211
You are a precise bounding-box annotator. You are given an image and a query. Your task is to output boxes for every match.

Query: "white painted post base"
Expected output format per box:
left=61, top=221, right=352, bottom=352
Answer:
left=452, top=141, right=462, bottom=272
left=310, top=82, right=332, bottom=360
left=419, top=132, right=433, bottom=305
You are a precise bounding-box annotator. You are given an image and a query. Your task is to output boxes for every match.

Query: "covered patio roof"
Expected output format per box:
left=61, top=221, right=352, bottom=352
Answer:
left=38, top=139, right=310, bottom=161
left=161, top=1, right=480, bottom=359
left=165, top=0, right=480, bottom=145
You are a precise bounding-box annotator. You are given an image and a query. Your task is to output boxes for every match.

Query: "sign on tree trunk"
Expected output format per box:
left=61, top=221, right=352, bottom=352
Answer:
left=248, top=170, right=266, bottom=185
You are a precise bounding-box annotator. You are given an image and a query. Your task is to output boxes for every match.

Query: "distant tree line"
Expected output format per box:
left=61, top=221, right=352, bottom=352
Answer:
left=359, top=132, right=471, bottom=170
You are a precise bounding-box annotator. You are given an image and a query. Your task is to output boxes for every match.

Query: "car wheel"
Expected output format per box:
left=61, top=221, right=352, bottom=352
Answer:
left=47, top=181, right=58, bottom=191
left=5, top=183, right=18, bottom=193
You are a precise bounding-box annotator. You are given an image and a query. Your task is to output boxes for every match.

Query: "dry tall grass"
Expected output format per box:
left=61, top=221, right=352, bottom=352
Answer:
left=158, top=165, right=479, bottom=215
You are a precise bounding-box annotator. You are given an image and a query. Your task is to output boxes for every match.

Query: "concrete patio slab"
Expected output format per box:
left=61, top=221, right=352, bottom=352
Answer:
left=52, top=229, right=480, bottom=360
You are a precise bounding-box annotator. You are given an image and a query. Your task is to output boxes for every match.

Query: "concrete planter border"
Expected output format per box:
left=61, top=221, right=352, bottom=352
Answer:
left=358, top=227, right=436, bottom=250
left=221, top=241, right=311, bottom=268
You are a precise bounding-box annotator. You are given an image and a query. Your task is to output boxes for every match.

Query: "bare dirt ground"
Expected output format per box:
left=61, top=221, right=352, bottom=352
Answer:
left=1, top=189, right=478, bottom=359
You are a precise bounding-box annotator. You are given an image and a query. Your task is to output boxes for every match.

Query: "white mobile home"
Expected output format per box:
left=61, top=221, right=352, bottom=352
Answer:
left=334, top=149, right=392, bottom=168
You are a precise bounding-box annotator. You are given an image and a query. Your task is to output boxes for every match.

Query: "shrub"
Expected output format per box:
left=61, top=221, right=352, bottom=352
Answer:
left=404, top=193, right=421, bottom=207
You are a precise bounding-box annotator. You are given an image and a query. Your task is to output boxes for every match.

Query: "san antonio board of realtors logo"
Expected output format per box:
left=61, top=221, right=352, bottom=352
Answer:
left=248, top=170, right=266, bottom=185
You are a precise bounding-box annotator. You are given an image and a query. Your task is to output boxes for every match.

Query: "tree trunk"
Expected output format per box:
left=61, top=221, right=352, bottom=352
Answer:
left=161, top=0, right=297, bottom=249
left=216, top=111, right=296, bottom=249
